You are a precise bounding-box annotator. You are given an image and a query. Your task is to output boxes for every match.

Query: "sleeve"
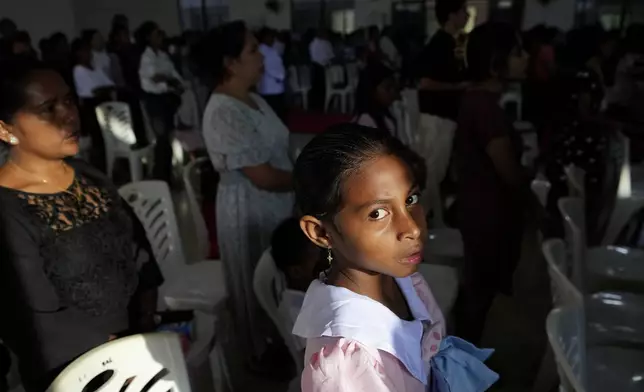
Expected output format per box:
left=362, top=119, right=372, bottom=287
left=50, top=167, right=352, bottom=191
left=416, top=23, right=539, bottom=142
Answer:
left=265, top=50, right=286, bottom=82
left=203, top=101, right=271, bottom=171
left=139, top=50, right=168, bottom=94
left=0, top=206, right=61, bottom=312
left=302, top=338, right=396, bottom=392
left=475, top=102, right=509, bottom=147
left=73, top=67, right=94, bottom=98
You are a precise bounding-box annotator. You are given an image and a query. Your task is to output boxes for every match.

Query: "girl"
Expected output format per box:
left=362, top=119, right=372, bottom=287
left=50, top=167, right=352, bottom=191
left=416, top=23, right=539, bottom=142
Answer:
left=454, top=23, right=529, bottom=344
left=354, top=62, right=399, bottom=136
left=292, top=124, right=497, bottom=391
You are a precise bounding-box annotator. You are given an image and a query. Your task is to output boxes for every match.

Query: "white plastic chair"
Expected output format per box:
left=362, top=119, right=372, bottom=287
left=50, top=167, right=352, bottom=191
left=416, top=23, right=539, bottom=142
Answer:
left=546, top=307, right=587, bottom=392
left=288, top=65, right=310, bottom=110
left=565, top=165, right=586, bottom=199
left=558, top=197, right=586, bottom=290
left=119, top=181, right=227, bottom=314
left=424, top=175, right=464, bottom=259
left=46, top=333, right=191, bottom=392
left=345, top=62, right=360, bottom=89
left=325, top=64, right=353, bottom=113
left=532, top=175, right=552, bottom=208
left=182, top=157, right=211, bottom=261
left=400, top=88, right=420, bottom=148
left=542, top=239, right=584, bottom=308
left=95, top=102, right=154, bottom=181
left=417, top=264, right=459, bottom=315
left=253, top=249, right=303, bottom=374
left=499, top=83, right=522, bottom=121
left=601, top=196, right=644, bottom=245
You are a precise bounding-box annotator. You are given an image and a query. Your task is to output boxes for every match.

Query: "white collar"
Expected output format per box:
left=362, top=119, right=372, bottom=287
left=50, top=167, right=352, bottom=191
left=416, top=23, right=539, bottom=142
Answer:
left=292, top=275, right=432, bottom=384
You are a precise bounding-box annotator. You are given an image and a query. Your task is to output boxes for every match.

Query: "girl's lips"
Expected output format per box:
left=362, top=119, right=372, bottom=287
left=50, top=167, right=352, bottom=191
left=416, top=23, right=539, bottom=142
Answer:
left=401, top=252, right=423, bottom=265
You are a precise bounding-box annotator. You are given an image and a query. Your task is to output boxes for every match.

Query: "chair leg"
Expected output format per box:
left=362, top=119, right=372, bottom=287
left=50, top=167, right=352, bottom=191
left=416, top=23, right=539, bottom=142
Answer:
left=129, top=155, right=144, bottom=182
left=302, top=92, right=308, bottom=111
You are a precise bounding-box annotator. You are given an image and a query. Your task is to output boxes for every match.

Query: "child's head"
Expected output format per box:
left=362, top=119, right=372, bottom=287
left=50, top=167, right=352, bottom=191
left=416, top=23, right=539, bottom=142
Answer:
left=271, top=218, right=322, bottom=291
left=354, top=62, right=399, bottom=124
left=294, top=124, right=427, bottom=279
left=467, top=22, right=528, bottom=83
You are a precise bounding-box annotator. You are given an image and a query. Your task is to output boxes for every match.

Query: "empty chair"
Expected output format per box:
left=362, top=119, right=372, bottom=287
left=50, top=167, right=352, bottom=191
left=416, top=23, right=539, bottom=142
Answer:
left=182, top=157, right=212, bottom=261
left=288, top=65, right=310, bottom=110
left=253, top=249, right=303, bottom=373
left=565, top=165, right=586, bottom=199
left=119, top=181, right=227, bottom=314
left=46, top=333, right=191, bottom=392
left=325, top=64, right=353, bottom=113
left=531, top=176, right=552, bottom=208
left=558, top=197, right=586, bottom=289
left=95, top=101, right=154, bottom=181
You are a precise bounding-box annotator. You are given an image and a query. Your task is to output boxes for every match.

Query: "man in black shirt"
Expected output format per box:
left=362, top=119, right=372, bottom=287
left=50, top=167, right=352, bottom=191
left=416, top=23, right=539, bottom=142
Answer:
left=418, top=0, right=470, bottom=120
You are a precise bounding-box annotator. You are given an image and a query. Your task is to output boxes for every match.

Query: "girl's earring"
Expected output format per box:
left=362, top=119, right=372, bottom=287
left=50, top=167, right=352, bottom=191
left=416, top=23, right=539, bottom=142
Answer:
left=8, top=135, right=18, bottom=145
left=327, top=247, right=333, bottom=266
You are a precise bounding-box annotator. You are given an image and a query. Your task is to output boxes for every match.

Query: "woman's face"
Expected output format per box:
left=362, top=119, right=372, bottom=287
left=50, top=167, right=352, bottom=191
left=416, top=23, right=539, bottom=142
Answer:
left=376, top=76, right=400, bottom=108
left=0, top=70, right=80, bottom=159
left=506, top=42, right=529, bottom=80
left=92, top=32, right=105, bottom=51
left=324, top=154, right=427, bottom=279
left=228, top=30, right=264, bottom=86
left=149, top=28, right=164, bottom=49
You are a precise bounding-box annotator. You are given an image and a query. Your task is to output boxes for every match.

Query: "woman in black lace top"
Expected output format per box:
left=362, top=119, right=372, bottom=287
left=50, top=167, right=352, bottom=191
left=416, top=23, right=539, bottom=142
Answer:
left=0, top=58, right=163, bottom=391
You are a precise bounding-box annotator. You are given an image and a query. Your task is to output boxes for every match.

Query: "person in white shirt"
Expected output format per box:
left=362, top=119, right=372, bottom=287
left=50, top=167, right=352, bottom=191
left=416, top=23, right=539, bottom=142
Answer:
left=72, top=39, right=115, bottom=100
left=257, top=28, right=287, bottom=121
left=353, top=62, right=399, bottom=135
left=271, top=218, right=324, bottom=355
left=308, top=29, right=335, bottom=110
left=137, top=21, right=184, bottom=182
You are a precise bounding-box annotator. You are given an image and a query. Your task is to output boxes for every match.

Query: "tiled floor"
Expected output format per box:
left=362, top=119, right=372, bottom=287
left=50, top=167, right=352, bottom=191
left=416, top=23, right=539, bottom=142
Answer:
left=174, top=174, right=554, bottom=392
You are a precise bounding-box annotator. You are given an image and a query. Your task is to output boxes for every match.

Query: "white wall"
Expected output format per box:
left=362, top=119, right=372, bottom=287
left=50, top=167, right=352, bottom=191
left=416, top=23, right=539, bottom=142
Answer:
left=355, top=0, right=391, bottom=28
left=228, top=0, right=292, bottom=30
left=0, top=0, right=76, bottom=44
left=522, top=0, right=576, bottom=31
left=72, top=0, right=181, bottom=36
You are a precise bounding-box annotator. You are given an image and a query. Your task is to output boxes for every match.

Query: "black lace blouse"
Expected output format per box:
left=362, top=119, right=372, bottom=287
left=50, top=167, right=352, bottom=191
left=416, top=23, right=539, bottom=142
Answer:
left=0, top=159, right=163, bottom=390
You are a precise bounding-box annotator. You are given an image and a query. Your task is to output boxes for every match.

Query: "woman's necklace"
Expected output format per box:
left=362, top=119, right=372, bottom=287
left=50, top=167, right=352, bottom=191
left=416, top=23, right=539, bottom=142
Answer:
left=7, top=160, right=82, bottom=204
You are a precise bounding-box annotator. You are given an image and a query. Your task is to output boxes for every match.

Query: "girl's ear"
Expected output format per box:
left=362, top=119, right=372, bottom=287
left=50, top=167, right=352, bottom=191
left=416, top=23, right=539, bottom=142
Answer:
left=300, top=215, right=332, bottom=249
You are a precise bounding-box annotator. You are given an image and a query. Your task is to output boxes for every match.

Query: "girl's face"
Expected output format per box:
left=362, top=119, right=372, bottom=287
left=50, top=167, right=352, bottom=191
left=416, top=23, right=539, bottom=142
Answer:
left=92, top=32, right=105, bottom=51
left=506, top=42, right=529, bottom=80
left=376, top=76, right=400, bottom=108
left=0, top=70, right=80, bottom=159
left=323, top=154, right=427, bottom=278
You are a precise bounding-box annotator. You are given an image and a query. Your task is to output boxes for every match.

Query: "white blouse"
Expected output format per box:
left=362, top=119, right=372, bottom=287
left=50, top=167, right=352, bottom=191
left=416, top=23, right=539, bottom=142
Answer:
left=73, top=65, right=114, bottom=99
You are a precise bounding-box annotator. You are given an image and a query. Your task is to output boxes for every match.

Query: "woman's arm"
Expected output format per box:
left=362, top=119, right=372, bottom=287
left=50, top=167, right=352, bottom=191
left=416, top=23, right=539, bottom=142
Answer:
left=241, top=164, right=292, bottom=192
left=486, top=136, right=526, bottom=190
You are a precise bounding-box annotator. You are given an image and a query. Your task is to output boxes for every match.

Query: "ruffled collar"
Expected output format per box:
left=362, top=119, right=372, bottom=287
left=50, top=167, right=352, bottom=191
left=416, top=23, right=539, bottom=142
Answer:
left=292, top=275, right=433, bottom=384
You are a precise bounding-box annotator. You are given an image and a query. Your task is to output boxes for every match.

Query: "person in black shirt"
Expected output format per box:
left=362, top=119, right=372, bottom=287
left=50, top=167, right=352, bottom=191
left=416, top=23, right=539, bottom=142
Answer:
left=417, top=0, right=470, bottom=121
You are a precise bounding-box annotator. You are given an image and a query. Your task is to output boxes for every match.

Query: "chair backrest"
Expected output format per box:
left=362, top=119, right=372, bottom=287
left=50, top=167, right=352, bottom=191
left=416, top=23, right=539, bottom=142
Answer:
left=531, top=176, right=552, bottom=208
left=546, top=307, right=587, bottom=392
left=602, top=196, right=644, bottom=245
left=46, top=333, right=191, bottom=392
left=253, top=249, right=303, bottom=373
left=95, top=101, right=138, bottom=153
left=565, top=165, right=586, bottom=199
left=346, top=62, right=360, bottom=88
left=298, top=65, right=311, bottom=89
left=616, top=131, right=631, bottom=198
left=400, top=88, right=419, bottom=147
left=182, top=157, right=211, bottom=261
left=119, top=181, right=186, bottom=273
left=288, top=65, right=301, bottom=92
left=542, top=239, right=583, bottom=308
left=558, top=197, right=587, bottom=290
left=325, top=65, right=346, bottom=89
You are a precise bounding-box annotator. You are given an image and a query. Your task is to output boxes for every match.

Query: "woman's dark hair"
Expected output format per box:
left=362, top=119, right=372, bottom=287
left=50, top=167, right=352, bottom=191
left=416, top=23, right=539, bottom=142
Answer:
left=563, top=25, right=606, bottom=67
left=80, top=29, right=99, bottom=47
left=435, top=0, right=466, bottom=25
left=0, top=57, right=49, bottom=124
left=271, top=218, right=313, bottom=272
left=71, top=38, right=91, bottom=65
left=135, top=21, right=159, bottom=47
left=467, top=22, right=520, bottom=82
left=257, top=27, right=275, bottom=44
left=191, top=20, right=248, bottom=86
left=294, top=124, right=427, bottom=218
left=354, top=62, right=395, bottom=131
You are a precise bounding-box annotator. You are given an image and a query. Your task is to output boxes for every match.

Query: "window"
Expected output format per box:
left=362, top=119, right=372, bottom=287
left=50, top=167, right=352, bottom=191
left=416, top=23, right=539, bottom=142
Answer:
left=331, top=9, right=356, bottom=34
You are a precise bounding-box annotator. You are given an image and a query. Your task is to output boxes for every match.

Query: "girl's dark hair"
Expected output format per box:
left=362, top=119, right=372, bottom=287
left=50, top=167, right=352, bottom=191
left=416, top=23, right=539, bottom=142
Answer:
left=294, top=124, right=427, bottom=218
left=354, top=62, right=395, bottom=132
left=467, top=22, right=520, bottom=82
left=0, top=57, right=49, bottom=123
left=135, top=21, right=159, bottom=47
left=435, top=0, right=466, bottom=25
left=191, top=20, right=248, bottom=86
left=271, top=217, right=313, bottom=272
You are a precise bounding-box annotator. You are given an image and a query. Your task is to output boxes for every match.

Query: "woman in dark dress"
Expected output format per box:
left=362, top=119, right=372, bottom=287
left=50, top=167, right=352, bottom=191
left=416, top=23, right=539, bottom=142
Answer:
left=454, top=23, right=529, bottom=344
left=0, top=58, right=163, bottom=391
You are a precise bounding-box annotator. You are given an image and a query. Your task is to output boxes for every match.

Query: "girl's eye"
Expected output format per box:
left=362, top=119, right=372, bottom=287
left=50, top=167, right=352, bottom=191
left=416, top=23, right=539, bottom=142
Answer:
left=369, top=208, right=389, bottom=220
left=406, top=194, right=420, bottom=206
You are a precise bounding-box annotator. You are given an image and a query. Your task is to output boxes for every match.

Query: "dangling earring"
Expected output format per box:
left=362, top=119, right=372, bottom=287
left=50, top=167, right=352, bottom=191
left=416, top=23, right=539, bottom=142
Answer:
left=8, top=135, right=18, bottom=145
left=327, top=247, right=333, bottom=266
